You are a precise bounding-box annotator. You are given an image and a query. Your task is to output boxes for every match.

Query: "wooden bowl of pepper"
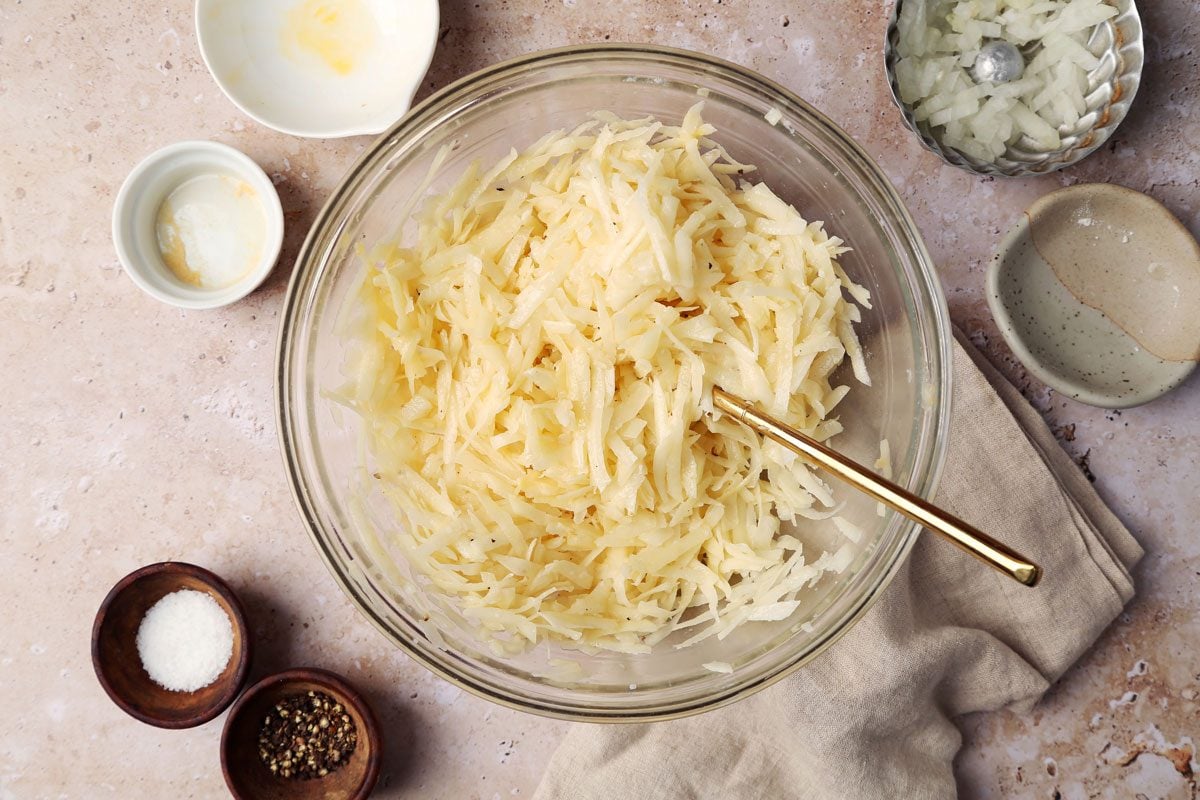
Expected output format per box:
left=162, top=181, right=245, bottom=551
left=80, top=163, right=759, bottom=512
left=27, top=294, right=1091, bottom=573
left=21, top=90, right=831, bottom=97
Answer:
left=221, top=668, right=382, bottom=800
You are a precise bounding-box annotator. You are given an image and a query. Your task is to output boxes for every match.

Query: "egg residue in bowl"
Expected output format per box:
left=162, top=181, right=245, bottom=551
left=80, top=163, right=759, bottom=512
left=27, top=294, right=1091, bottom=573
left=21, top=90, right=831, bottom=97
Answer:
left=282, top=0, right=377, bottom=76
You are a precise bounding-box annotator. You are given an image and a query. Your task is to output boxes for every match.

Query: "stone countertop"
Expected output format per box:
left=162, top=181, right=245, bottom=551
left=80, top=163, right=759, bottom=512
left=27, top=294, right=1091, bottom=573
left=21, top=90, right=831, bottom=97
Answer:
left=1, top=1, right=1197, bottom=798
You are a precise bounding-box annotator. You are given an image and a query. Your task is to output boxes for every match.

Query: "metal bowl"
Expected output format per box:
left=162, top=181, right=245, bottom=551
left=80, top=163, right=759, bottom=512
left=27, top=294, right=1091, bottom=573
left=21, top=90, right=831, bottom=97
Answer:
left=884, top=0, right=1143, bottom=177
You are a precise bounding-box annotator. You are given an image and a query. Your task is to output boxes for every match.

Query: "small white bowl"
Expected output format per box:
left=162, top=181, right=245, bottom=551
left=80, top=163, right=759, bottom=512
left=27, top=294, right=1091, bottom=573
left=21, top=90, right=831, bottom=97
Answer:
left=112, top=141, right=284, bottom=310
left=195, top=0, right=440, bottom=138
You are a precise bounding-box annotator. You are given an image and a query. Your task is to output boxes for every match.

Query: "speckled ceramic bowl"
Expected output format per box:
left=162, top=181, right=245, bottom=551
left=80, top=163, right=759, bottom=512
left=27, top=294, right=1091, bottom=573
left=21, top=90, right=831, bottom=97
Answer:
left=884, top=0, right=1144, bottom=177
left=987, top=183, right=1200, bottom=408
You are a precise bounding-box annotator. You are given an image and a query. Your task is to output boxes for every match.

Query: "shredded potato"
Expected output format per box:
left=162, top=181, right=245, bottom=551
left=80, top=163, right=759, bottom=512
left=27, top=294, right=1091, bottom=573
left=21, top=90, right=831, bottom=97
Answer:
left=343, top=105, right=869, bottom=654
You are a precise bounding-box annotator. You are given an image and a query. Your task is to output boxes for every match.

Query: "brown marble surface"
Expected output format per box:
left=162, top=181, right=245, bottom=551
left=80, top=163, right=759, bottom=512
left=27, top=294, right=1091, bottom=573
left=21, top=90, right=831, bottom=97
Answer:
left=1, top=1, right=1197, bottom=798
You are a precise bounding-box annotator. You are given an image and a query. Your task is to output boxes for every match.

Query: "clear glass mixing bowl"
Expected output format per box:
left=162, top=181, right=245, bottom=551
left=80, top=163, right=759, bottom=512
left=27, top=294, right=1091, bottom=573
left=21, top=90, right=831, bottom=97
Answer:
left=278, top=45, right=951, bottom=721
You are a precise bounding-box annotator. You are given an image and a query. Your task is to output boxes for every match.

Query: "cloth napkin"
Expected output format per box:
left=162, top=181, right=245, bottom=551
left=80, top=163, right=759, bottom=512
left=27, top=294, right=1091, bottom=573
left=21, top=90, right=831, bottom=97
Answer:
left=533, top=329, right=1142, bottom=800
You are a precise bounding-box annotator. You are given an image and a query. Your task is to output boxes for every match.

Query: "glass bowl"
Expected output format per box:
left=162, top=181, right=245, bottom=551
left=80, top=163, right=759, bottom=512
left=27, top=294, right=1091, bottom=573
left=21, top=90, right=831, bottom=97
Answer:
left=277, top=45, right=951, bottom=721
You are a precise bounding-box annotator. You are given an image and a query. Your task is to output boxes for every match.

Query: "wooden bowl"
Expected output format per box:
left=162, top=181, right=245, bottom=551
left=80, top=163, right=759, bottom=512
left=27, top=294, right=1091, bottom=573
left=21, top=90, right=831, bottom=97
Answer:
left=221, top=668, right=382, bottom=800
left=91, top=561, right=252, bottom=728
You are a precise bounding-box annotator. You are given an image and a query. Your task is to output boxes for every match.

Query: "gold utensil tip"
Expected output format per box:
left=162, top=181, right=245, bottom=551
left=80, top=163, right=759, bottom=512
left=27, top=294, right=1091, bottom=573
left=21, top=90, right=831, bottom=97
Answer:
left=711, top=387, right=1041, bottom=587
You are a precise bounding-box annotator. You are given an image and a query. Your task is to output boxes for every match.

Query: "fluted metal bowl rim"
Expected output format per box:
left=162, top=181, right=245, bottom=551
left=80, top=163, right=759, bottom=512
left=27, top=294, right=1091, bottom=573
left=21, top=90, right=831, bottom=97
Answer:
left=883, top=0, right=1144, bottom=177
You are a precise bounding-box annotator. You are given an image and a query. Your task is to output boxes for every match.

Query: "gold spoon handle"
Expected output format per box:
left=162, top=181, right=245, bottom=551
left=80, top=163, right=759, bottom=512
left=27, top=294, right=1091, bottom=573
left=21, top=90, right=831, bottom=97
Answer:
left=712, top=388, right=1041, bottom=587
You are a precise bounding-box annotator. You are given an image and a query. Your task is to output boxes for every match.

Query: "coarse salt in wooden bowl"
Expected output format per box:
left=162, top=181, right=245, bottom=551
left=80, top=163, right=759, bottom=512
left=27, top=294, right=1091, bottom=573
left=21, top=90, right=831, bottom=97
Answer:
left=91, top=561, right=252, bottom=729
left=221, top=668, right=382, bottom=800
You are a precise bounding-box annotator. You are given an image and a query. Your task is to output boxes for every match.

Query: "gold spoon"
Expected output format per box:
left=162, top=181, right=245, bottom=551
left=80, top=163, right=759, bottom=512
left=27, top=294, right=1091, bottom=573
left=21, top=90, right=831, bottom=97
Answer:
left=712, top=387, right=1041, bottom=587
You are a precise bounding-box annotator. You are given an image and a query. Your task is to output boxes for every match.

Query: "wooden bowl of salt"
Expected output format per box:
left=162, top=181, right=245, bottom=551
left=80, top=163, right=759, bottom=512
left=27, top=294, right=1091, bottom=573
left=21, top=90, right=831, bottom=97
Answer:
left=91, top=561, right=251, bottom=728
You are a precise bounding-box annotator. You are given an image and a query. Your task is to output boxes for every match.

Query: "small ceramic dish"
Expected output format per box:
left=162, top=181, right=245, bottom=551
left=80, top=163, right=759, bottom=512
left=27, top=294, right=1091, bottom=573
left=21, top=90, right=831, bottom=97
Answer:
left=196, top=0, right=440, bottom=138
left=92, top=562, right=252, bottom=729
left=987, top=183, right=1200, bottom=408
left=884, top=0, right=1143, bottom=177
left=221, top=668, right=382, bottom=800
left=112, top=140, right=284, bottom=309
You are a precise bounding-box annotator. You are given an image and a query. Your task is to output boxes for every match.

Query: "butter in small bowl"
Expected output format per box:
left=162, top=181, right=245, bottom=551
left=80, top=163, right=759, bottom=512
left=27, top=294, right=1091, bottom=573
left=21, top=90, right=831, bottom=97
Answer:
left=111, top=140, right=284, bottom=309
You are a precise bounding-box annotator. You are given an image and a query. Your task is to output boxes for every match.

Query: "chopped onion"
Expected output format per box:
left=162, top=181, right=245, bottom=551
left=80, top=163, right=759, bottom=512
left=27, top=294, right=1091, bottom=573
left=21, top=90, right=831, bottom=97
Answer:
left=895, top=0, right=1117, bottom=160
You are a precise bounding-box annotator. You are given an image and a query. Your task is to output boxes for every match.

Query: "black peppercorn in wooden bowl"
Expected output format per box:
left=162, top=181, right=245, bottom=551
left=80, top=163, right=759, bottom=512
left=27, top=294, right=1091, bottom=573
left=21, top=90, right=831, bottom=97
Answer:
left=221, top=668, right=382, bottom=800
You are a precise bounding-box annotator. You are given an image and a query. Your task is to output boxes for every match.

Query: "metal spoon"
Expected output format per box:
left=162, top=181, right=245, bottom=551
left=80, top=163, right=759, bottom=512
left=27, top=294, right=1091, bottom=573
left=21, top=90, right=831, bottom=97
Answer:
left=972, top=39, right=1026, bottom=84
left=712, top=387, right=1041, bottom=587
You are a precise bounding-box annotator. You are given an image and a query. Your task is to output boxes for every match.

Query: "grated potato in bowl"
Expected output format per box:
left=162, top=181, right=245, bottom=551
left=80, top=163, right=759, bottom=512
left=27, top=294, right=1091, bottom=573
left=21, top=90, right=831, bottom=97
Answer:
left=338, top=105, right=871, bottom=655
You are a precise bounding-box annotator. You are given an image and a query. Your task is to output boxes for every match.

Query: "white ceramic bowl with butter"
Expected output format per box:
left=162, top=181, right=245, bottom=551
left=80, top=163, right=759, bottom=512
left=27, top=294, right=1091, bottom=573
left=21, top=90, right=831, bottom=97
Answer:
left=112, top=140, right=285, bottom=310
left=195, top=0, right=440, bottom=138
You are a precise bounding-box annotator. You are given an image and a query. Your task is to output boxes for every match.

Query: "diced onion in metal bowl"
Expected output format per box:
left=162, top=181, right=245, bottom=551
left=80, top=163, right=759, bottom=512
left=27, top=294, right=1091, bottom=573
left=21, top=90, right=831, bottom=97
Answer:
left=894, top=0, right=1117, bottom=162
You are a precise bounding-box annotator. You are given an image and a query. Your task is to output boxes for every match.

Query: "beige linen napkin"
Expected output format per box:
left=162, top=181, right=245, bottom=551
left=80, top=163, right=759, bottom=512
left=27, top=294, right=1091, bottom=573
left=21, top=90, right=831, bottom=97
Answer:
left=533, top=329, right=1142, bottom=800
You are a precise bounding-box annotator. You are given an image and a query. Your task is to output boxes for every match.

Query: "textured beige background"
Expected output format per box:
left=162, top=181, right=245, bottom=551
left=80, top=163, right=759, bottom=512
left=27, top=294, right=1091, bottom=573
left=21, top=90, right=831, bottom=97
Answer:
left=1, top=1, right=1197, bottom=798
